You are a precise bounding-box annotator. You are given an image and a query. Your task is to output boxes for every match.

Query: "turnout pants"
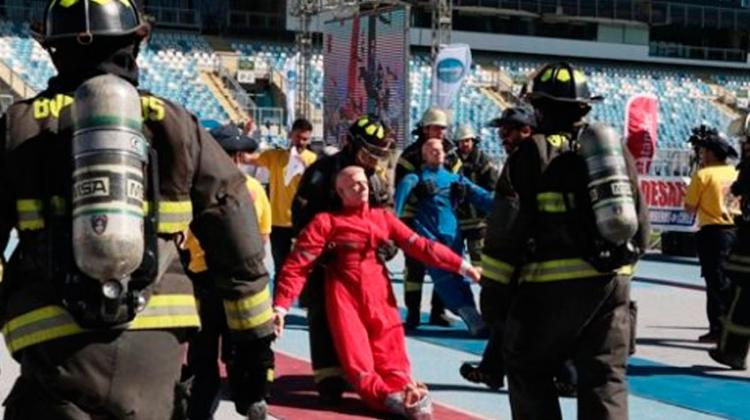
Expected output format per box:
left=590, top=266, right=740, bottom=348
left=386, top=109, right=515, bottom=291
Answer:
left=478, top=283, right=514, bottom=376
left=721, top=222, right=750, bottom=362
left=186, top=284, right=273, bottom=419
left=403, top=254, right=446, bottom=318
left=719, top=278, right=750, bottom=362
left=504, top=275, right=631, bottom=420
left=696, top=225, right=737, bottom=334
left=4, top=330, right=186, bottom=420
left=299, top=264, right=344, bottom=387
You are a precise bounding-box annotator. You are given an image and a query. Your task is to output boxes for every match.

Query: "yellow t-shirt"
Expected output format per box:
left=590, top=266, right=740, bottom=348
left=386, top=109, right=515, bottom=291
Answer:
left=255, top=148, right=317, bottom=227
left=185, top=175, right=272, bottom=273
left=685, top=164, right=740, bottom=227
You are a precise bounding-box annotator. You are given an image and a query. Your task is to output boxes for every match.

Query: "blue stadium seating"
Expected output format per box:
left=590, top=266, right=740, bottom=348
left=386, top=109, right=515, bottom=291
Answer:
left=0, top=22, right=228, bottom=122
left=0, top=24, right=738, bottom=159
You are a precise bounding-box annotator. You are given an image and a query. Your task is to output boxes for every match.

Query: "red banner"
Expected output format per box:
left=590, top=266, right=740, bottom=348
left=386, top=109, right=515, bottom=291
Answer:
left=625, top=94, right=659, bottom=174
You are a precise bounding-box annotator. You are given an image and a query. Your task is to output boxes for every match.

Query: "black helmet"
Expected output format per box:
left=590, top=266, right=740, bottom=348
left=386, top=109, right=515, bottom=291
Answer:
left=523, top=62, right=602, bottom=105
left=43, top=0, right=146, bottom=46
left=348, top=115, right=393, bottom=158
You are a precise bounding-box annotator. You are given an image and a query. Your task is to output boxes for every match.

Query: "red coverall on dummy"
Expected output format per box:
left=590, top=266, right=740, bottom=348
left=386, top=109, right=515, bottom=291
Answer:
left=274, top=204, right=466, bottom=412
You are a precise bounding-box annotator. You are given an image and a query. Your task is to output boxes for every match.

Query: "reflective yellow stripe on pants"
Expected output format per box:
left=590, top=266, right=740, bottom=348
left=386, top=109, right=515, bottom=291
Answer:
left=2, top=294, right=201, bottom=354
left=520, top=258, right=633, bottom=283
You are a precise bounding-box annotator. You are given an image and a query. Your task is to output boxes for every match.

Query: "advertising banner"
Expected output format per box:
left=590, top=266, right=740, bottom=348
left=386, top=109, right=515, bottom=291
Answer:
left=625, top=94, right=659, bottom=175
left=430, top=43, right=472, bottom=110
left=639, top=176, right=697, bottom=232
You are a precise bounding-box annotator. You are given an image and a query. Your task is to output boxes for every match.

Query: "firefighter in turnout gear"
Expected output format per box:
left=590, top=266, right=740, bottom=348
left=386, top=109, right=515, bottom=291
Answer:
left=181, top=130, right=275, bottom=420
left=483, top=62, right=650, bottom=420
left=712, top=128, right=750, bottom=370
left=453, top=124, right=498, bottom=265
left=396, top=107, right=460, bottom=329
left=0, top=1, right=269, bottom=419
left=291, top=115, right=395, bottom=403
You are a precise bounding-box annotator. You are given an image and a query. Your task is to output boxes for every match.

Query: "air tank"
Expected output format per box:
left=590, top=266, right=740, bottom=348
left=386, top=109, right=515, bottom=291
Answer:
left=579, top=123, right=639, bottom=245
left=71, top=74, right=148, bottom=283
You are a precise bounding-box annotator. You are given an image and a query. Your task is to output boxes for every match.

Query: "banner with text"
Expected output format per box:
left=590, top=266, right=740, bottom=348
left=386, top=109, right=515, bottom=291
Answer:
left=639, top=176, right=698, bottom=232
left=431, top=43, right=472, bottom=110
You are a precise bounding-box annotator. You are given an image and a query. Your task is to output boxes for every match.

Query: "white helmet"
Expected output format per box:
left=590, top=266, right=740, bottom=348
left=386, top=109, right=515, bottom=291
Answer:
left=421, top=107, right=450, bottom=128
left=454, top=124, right=477, bottom=141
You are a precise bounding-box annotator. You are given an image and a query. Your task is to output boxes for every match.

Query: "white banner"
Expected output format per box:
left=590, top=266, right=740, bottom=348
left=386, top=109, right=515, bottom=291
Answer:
left=431, top=44, right=472, bottom=110
left=283, top=54, right=298, bottom=129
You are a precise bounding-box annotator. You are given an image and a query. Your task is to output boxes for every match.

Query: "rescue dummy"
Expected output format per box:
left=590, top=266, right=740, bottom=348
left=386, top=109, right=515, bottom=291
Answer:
left=273, top=166, right=482, bottom=419
left=394, top=138, right=494, bottom=336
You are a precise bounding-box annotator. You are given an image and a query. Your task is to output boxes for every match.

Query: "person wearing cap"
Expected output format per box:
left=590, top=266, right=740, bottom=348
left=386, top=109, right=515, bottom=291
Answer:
left=460, top=107, right=536, bottom=390
left=291, top=115, right=395, bottom=403
left=462, top=106, right=579, bottom=396
left=0, top=1, right=270, bottom=419
left=394, top=138, right=493, bottom=336
left=486, top=62, right=649, bottom=419
left=180, top=125, right=274, bottom=420
left=488, top=106, right=537, bottom=155
left=246, top=118, right=317, bottom=278
left=453, top=125, right=499, bottom=266
left=685, top=133, right=740, bottom=343
left=396, top=107, right=460, bottom=329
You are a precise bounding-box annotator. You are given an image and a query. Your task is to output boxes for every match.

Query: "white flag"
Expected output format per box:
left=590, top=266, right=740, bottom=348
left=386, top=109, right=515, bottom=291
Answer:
left=431, top=44, right=472, bottom=110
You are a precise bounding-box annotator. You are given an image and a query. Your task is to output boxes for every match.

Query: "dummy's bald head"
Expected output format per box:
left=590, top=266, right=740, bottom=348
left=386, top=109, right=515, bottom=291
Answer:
left=336, top=166, right=369, bottom=207
left=421, top=138, right=445, bottom=168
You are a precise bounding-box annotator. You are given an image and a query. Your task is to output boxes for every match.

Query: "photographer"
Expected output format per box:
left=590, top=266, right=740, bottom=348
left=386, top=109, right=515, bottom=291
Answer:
left=684, top=131, right=740, bottom=342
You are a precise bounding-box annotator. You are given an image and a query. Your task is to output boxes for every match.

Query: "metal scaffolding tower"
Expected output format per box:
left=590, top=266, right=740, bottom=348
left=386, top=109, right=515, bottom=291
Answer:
left=431, top=0, right=452, bottom=62
left=290, top=0, right=319, bottom=120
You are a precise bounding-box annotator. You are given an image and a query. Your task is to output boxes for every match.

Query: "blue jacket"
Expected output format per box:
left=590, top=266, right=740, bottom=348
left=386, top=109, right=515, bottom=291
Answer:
left=394, top=166, right=493, bottom=243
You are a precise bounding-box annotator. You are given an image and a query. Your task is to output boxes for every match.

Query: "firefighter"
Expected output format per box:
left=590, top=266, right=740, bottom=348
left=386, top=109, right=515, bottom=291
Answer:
left=276, top=166, right=482, bottom=419
left=712, top=130, right=750, bottom=370
left=486, top=62, right=650, bottom=420
left=0, top=2, right=269, bottom=419
left=291, top=114, right=394, bottom=403
left=453, top=124, right=499, bottom=265
left=181, top=130, right=274, bottom=420
left=460, top=105, right=537, bottom=390
left=397, top=107, right=460, bottom=329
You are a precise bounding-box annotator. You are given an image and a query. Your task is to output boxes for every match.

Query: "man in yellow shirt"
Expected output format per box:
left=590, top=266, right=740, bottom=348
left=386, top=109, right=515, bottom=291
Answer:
left=685, top=133, right=740, bottom=343
left=249, top=118, right=318, bottom=276
left=182, top=130, right=274, bottom=420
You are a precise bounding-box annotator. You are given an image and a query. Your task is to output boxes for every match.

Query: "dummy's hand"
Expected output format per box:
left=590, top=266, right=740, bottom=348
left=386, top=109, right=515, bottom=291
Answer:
left=273, top=311, right=285, bottom=338
left=465, top=266, right=483, bottom=283
left=377, top=241, right=399, bottom=263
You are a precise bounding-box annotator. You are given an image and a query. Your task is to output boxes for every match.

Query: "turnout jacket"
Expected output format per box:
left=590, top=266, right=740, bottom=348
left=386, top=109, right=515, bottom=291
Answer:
left=456, top=147, right=498, bottom=232
left=481, top=132, right=649, bottom=286
left=0, top=86, right=270, bottom=355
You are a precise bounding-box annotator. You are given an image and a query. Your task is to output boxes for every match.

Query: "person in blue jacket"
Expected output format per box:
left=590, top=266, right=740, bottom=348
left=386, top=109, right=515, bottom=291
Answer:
left=394, top=138, right=494, bottom=336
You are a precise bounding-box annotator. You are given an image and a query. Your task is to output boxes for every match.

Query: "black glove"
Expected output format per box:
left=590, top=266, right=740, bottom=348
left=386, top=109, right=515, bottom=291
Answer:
left=414, top=179, right=438, bottom=199
left=376, top=241, right=398, bottom=263
left=450, top=182, right=469, bottom=205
